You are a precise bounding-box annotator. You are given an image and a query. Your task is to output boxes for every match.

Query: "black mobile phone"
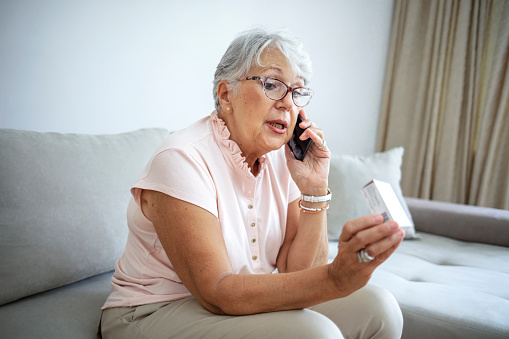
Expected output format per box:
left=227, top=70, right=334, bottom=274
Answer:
left=287, top=115, right=312, bottom=161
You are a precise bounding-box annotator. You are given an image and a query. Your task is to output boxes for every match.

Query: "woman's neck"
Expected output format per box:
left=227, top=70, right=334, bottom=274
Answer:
left=247, top=157, right=260, bottom=176
left=220, top=113, right=263, bottom=176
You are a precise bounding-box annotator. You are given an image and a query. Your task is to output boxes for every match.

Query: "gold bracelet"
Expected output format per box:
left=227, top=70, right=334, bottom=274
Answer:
left=299, top=199, right=329, bottom=214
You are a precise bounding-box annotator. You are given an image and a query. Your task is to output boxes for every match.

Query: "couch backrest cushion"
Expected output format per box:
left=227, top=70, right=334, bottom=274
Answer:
left=0, top=128, right=169, bottom=305
left=406, top=197, right=509, bottom=247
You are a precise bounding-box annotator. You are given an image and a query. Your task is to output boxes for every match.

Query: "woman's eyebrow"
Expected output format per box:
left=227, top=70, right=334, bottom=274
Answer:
left=261, top=67, right=304, bottom=85
left=260, top=66, right=284, bottom=76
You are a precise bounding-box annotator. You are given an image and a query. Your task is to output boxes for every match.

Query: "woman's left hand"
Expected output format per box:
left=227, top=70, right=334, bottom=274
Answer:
left=285, top=109, right=331, bottom=195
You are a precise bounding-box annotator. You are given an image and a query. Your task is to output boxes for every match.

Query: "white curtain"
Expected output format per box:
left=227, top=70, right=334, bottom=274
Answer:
left=377, top=0, right=509, bottom=210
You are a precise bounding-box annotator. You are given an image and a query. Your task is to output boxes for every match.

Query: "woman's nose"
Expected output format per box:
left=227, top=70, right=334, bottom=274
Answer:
left=276, top=90, right=295, bottom=111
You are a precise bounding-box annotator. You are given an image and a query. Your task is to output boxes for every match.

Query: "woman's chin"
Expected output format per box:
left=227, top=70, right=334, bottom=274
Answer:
left=257, top=133, right=290, bottom=154
left=265, top=140, right=287, bottom=152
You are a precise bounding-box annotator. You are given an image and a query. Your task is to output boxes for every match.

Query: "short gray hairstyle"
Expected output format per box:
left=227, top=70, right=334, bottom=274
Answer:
left=213, top=28, right=312, bottom=113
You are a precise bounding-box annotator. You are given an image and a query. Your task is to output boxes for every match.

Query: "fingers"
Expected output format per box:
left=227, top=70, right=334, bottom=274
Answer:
left=355, top=229, right=404, bottom=268
left=339, top=215, right=384, bottom=242
left=298, top=109, right=307, bottom=121
left=302, top=127, right=324, bottom=148
left=339, top=215, right=405, bottom=262
left=295, top=110, right=329, bottom=152
left=297, top=117, right=326, bottom=149
left=355, top=221, right=402, bottom=254
left=363, top=228, right=405, bottom=260
left=367, top=233, right=404, bottom=262
left=299, top=120, right=321, bottom=139
left=329, top=217, right=404, bottom=296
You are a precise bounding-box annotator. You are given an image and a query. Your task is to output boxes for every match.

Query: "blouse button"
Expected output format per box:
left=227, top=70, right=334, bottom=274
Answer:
left=248, top=204, right=253, bottom=209
left=250, top=222, right=256, bottom=227
left=252, top=255, right=258, bottom=260
left=251, top=238, right=256, bottom=243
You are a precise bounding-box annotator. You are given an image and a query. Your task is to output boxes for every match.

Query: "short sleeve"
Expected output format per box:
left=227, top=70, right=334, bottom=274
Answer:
left=131, top=148, right=218, bottom=218
left=288, top=178, right=301, bottom=203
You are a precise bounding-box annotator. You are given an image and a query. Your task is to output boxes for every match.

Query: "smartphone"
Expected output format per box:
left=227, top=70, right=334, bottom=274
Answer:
left=287, top=115, right=312, bottom=161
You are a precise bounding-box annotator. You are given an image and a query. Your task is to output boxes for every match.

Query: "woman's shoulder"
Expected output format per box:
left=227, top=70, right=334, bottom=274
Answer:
left=159, top=115, right=214, bottom=151
left=133, top=116, right=220, bottom=201
left=135, top=115, right=220, bottom=181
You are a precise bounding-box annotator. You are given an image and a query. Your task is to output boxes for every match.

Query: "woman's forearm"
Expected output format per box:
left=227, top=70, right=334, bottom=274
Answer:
left=206, top=264, right=341, bottom=315
left=285, top=202, right=329, bottom=272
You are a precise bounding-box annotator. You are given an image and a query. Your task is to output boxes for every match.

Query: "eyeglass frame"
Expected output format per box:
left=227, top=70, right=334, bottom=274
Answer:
left=242, top=76, right=314, bottom=107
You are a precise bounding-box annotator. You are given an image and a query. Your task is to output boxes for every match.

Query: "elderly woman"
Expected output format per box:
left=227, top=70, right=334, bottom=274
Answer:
left=100, top=28, right=405, bottom=338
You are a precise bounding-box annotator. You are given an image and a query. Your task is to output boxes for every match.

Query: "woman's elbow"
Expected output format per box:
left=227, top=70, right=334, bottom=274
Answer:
left=201, top=302, right=228, bottom=315
left=199, top=295, right=248, bottom=316
left=192, top=278, right=247, bottom=315
left=192, top=289, right=230, bottom=315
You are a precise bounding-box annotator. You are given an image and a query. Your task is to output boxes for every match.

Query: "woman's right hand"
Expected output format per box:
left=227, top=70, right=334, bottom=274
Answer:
left=327, top=215, right=405, bottom=296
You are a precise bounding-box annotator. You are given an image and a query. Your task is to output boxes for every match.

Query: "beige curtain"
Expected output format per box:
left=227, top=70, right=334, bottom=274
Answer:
left=377, top=0, right=509, bottom=210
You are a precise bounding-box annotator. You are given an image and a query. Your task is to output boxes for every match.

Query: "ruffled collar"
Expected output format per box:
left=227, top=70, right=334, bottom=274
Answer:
left=211, top=111, right=267, bottom=177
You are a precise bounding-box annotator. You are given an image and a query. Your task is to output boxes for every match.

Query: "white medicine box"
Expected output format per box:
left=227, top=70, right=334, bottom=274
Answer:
left=361, top=179, right=413, bottom=229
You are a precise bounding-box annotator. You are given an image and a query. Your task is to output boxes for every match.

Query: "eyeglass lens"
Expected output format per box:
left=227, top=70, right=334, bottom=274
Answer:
left=262, top=78, right=312, bottom=107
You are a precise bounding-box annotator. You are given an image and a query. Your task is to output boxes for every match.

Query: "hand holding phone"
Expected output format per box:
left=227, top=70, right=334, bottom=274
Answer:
left=287, top=115, right=312, bottom=161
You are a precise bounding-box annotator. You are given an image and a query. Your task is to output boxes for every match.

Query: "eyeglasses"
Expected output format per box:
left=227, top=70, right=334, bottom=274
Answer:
left=243, top=76, right=314, bottom=107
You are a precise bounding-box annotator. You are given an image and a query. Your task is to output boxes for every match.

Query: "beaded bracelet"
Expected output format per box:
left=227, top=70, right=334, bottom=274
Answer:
left=299, top=199, right=329, bottom=214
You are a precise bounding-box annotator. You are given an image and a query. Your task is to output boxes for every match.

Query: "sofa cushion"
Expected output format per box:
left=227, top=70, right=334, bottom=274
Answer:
left=327, top=147, right=414, bottom=240
left=0, top=128, right=169, bottom=305
left=0, top=271, right=113, bottom=339
left=328, top=233, right=509, bottom=339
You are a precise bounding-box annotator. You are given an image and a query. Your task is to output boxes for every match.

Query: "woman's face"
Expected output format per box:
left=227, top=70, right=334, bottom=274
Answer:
left=226, top=48, right=304, bottom=159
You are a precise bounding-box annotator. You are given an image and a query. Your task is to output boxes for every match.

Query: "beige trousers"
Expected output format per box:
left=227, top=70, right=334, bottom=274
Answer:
left=100, top=284, right=403, bottom=339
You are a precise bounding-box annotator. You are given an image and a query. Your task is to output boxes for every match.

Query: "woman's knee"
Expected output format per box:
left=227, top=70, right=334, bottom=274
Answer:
left=311, top=284, right=403, bottom=339
left=261, top=309, right=344, bottom=339
left=356, top=284, right=403, bottom=339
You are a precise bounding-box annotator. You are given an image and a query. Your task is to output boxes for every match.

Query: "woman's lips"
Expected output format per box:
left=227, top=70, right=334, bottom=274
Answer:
left=266, top=120, right=287, bottom=134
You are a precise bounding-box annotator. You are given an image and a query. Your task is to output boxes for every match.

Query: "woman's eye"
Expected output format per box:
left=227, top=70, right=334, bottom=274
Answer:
left=264, top=83, right=277, bottom=91
left=296, top=89, right=310, bottom=97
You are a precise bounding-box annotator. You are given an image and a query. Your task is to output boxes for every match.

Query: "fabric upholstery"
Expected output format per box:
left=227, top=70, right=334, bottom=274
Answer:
left=2, top=126, right=508, bottom=339
left=0, top=271, right=112, bottom=339
left=328, top=232, right=509, bottom=339
left=406, top=197, right=509, bottom=247
left=327, top=147, right=414, bottom=240
left=328, top=197, right=509, bottom=339
left=0, top=128, right=169, bottom=305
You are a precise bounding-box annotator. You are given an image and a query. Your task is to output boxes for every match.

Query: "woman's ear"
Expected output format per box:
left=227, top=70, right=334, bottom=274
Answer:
left=217, top=80, right=232, bottom=113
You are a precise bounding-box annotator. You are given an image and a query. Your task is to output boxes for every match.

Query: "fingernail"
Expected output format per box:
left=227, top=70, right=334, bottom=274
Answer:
left=388, top=221, right=399, bottom=230
left=374, top=215, right=383, bottom=223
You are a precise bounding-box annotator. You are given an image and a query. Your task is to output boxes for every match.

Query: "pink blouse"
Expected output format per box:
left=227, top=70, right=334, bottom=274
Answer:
left=102, top=112, right=300, bottom=308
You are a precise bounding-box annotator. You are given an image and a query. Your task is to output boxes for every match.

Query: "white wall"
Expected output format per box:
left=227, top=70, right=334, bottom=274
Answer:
left=0, top=0, right=394, bottom=156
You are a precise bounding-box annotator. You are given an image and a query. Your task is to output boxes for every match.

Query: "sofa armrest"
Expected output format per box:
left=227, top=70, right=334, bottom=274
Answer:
left=405, top=197, right=509, bottom=247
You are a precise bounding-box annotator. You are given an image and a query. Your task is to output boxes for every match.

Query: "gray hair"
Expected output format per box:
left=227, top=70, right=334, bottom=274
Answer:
left=213, top=28, right=312, bottom=113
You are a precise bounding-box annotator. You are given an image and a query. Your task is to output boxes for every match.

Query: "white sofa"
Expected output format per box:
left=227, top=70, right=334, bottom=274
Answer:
left=1, top=127, right=508, bottom=338
left=329, top=198, right=509, bottom=338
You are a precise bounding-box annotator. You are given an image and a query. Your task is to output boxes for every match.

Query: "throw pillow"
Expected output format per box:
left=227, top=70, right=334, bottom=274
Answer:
left=327, top=147, right=415, bottom=240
